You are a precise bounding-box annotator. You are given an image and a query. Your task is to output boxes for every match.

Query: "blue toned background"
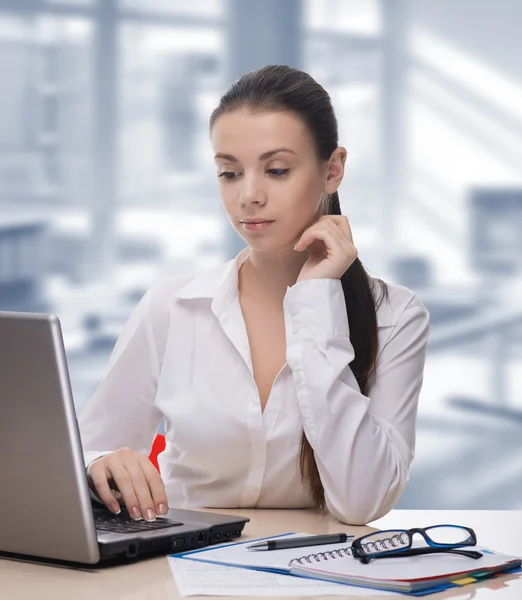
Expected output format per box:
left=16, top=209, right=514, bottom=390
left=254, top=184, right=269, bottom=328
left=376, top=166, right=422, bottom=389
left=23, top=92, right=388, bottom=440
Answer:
left=1, top=0, right=521, bottom=510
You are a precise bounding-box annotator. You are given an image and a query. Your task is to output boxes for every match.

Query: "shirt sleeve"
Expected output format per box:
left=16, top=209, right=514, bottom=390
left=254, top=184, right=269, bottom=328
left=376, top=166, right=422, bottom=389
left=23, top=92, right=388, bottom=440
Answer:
left=283, top=278, right=430, bottom=525
left=78, top=289, right=164, bottom=469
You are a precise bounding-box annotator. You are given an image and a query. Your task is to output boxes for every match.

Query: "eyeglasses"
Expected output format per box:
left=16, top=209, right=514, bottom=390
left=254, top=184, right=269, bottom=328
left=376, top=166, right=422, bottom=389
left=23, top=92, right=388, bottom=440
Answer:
left=351, top=525, right=483, bottom=564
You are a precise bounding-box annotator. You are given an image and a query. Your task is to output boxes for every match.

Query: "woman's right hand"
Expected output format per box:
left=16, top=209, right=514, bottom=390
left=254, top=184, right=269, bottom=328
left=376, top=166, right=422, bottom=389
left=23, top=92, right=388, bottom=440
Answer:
left=87, top=447, right=169, bottom=521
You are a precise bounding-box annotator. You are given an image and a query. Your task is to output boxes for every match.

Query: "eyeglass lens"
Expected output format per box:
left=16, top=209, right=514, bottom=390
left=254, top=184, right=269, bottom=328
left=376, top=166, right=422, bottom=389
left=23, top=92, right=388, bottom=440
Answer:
left=358, top=526, right=473, bottom=557
left=423, top=525, right=474, bottom=544
left=357, top=530, right=410, bottom=556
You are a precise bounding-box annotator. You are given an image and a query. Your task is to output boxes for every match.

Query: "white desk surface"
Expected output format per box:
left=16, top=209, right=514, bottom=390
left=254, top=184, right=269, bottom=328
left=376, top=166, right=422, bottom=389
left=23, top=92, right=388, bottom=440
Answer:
left=1, top=509, right=521, bottom=600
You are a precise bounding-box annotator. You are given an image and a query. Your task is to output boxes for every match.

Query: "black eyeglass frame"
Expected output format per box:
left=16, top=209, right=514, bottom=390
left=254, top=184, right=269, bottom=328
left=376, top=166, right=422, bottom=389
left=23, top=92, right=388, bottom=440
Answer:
left=351, top=525, right=482, bottom=564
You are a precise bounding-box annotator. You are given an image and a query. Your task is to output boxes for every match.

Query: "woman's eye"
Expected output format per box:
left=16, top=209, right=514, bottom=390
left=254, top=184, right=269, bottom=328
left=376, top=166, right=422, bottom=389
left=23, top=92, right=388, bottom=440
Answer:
left=267, top=168, right=290, bottom=178
left=218, top=171, right=240, bottom=180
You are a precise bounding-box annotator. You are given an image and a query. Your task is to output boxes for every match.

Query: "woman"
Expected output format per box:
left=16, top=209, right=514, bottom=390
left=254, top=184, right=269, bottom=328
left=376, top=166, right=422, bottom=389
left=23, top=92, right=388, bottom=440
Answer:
left=80, top=65, right=430, bottom=526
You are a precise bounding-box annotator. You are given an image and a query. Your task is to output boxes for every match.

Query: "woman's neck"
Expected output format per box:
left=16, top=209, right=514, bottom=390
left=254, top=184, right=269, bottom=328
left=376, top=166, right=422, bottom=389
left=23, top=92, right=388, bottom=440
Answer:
left=238, top=247, right=308, bottom=303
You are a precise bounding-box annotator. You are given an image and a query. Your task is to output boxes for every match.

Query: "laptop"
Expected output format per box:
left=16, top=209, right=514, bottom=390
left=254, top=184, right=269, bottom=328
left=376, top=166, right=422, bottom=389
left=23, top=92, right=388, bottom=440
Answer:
left=0, top=310, right=249, bottom=566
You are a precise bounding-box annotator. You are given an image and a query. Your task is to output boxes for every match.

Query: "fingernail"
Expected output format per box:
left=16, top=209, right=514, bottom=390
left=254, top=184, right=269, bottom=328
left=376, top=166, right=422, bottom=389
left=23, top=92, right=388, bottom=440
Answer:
left=145, top=509, right=156, bottom=522
left=158, top=503, right=167, bottom=515
left=111, top=502, right=121, bottom=514
left=131, top=507, right=142, bottom=520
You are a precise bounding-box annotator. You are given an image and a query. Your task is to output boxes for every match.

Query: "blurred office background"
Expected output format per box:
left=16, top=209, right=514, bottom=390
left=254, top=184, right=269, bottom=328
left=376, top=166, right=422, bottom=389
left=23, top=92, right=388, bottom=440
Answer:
left=1, top=0, right=521, bottom=509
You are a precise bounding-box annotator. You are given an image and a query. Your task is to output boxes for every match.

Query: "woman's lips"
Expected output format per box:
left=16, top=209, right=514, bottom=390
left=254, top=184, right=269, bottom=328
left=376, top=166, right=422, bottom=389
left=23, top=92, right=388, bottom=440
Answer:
left=241, top=221, right=274, bottom=231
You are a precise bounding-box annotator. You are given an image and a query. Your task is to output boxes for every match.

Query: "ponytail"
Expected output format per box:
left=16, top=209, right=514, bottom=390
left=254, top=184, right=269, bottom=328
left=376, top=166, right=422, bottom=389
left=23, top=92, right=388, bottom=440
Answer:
left=298, top=191, right=389, bottom=508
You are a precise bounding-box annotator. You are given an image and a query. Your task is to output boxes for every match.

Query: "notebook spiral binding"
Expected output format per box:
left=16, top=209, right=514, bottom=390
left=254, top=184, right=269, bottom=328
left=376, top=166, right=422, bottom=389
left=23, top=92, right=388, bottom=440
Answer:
left=289, top=533, right=410, bottom=566
left=289, top=547, right=353, bottom=565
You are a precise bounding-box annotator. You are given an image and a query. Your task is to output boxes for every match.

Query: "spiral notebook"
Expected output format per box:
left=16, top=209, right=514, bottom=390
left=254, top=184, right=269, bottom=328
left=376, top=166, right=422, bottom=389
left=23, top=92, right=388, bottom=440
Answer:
left=176, top=533, right=355, bottom=575
left=290, top=542, right=521, bottom=595
left=177, top=533, right=522, bottom=596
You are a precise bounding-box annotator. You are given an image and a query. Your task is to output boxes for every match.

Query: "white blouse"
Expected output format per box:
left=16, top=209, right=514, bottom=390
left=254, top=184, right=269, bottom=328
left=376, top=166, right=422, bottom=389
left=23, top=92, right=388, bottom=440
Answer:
left=79, top=248, right=430, bottom=525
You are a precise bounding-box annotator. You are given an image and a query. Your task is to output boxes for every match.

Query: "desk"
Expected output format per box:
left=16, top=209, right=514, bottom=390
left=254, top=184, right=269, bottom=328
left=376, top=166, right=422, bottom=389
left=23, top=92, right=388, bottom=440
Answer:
left=1, top=509, right=521, bottom=599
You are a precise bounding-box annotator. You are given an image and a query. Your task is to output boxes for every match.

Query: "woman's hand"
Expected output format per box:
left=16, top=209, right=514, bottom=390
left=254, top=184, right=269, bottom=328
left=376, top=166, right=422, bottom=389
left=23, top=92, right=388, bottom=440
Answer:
left=87, top=447, right=169, bottom=521
left=294, top=215, right=358, bottom=282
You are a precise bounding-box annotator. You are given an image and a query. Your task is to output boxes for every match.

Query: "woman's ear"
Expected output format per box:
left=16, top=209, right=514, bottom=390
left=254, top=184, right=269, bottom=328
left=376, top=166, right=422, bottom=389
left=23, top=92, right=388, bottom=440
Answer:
left=324, top=147, right=347, bottom=195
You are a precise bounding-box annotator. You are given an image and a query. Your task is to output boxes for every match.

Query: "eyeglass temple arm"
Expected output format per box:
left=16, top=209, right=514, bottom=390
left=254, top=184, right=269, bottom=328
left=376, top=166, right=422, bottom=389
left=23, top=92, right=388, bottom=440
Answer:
left=353, top=546, right=483, bottom=564
left=372, top=547, right=484, bottom=561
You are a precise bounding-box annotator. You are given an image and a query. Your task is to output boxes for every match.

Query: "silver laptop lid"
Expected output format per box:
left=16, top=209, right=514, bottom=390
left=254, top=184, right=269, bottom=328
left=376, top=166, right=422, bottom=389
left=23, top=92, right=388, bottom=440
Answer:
left=0, top=311, right=99, bottom=564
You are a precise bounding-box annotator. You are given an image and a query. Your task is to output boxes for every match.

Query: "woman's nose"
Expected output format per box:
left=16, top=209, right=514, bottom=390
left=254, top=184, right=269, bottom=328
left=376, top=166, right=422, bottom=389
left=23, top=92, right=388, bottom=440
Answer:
left=239, top=174, right=267, bottom=206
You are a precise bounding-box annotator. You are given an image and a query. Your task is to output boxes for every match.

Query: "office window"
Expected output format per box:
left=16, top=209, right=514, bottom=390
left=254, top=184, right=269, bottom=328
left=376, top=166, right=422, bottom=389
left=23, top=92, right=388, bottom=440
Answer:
left=43, top=0, right=96, bottom=6
left=0, top=13, right=93, bottom=204
left=304, top=0, right=383, bottom=223
left=118, top=22, right=224, bottom=208
left=119, top=0, right=222, bottom=18
left=36, top=16, right=93, bottom=200
left=0, top=16, right=33, bottom=155
left=305, top=0, right=382, bottom=35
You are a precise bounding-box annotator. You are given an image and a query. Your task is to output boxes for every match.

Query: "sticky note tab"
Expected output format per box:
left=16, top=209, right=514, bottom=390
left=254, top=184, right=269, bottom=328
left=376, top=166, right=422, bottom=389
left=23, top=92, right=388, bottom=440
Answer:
left=451, top=577, right=477, bottom=585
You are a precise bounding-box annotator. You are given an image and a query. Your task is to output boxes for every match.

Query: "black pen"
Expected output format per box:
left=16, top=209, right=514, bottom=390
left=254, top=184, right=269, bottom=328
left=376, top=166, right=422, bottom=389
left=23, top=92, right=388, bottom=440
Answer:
left=247, top=533, right=353, bottom=551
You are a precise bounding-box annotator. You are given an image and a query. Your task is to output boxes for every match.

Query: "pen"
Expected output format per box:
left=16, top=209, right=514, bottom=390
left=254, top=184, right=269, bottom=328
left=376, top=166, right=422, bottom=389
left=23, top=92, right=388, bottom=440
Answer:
left=247, top=533, right=353, bottom=551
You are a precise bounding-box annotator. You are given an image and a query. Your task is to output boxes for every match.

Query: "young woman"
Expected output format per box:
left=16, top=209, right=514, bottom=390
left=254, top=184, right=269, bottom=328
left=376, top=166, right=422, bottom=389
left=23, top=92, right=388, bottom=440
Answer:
left=80, top=65, right=430, bottom=526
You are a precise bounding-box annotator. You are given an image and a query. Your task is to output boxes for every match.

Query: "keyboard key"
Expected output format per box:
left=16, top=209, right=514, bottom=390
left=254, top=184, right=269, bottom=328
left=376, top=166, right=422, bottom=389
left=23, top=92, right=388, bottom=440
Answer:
left=94, top=512, right=182, bottom=533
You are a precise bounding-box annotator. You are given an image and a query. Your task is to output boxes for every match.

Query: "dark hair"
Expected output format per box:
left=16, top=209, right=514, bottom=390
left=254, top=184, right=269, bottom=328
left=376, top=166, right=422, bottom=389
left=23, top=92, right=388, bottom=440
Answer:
left=210, top=65, right=389, bottom=509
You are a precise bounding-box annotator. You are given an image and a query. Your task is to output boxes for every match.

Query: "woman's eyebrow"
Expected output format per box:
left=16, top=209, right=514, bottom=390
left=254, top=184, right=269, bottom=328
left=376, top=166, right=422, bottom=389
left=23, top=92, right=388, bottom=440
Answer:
left=214, top=148, right=296, bottom=161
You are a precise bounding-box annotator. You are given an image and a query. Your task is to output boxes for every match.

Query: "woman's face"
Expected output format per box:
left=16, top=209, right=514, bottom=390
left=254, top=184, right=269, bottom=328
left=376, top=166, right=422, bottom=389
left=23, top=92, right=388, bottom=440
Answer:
left=210, top=110, right=331, bottom=252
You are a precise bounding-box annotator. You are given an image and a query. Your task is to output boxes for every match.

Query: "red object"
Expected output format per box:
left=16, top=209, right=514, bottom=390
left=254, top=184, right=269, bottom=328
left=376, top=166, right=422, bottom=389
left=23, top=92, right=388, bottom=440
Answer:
left=149, top=433, right=166, bottom=471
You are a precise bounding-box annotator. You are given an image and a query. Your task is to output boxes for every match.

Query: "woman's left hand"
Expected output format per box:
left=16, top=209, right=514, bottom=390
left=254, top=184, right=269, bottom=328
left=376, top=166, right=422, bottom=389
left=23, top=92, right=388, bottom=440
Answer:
left=294, top=215, right=358, bottom=282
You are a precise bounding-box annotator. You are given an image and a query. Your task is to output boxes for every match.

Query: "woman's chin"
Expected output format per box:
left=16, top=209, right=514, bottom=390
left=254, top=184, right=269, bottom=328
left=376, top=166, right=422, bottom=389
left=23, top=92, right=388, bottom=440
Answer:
left=232, top=226, right=299, bottom=254
left=245, top=241, right=298, bottom=255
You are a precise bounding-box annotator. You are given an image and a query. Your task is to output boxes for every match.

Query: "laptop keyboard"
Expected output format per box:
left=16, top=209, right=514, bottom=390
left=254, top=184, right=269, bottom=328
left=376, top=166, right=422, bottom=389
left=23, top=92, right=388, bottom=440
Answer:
left=94, top=511, right=183, bottom=534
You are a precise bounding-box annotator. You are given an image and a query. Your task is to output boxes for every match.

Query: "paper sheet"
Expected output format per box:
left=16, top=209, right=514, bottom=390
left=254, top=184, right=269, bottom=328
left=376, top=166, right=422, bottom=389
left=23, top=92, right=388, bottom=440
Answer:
left=168, top=556, right=395, bottom=596
left=176, top=533, right=355, bottom=573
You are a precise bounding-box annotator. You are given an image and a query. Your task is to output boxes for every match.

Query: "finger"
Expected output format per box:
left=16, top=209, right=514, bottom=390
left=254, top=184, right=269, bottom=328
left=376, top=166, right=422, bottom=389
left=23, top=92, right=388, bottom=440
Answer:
left=106, top=460, right=143, bottom=520
left=295, top=222, right=331, bottom=250
left=296, top=232, right=342, bottom=256
left=317, top=214, right=354, bottom=242
left=334, top=216, right=354, bottom=242
left=140, top=456, right=169, bottom=516
left=124, top=459, right=158, bottom=522
left=295, top=227, right=329, bottom=252
left=317, top=214, right=353, bottom=241
left=295, top=222, right=344, bottom=252
left=89, top=462, right=122, bottom=515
